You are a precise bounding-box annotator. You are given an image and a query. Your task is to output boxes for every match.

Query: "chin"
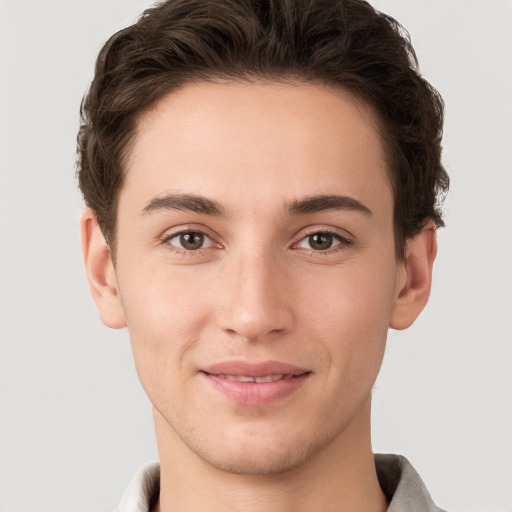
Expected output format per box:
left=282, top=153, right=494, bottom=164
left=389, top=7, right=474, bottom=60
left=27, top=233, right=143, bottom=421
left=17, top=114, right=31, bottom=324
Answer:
left=154, top=394, right=366, bottom=477
left=196, top=439, right=317, bottom=476
left=182, top=418, right=339, bottom=477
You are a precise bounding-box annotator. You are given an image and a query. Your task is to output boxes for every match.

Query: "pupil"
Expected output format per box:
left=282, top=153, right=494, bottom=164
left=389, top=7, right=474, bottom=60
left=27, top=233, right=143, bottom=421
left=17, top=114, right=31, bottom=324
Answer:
left=180, top=232, right=204, bottom=250
left=310, top=233, right=332, bottom=250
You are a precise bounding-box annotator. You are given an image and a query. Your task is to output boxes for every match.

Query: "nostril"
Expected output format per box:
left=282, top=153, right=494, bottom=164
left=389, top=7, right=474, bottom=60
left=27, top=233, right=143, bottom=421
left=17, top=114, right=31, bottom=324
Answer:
left=223, top=326, right=287, bottom=343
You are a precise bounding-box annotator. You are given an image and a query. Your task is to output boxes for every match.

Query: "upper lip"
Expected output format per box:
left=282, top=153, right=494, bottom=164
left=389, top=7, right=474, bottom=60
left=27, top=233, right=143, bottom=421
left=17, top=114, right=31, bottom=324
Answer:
left=202, top=360, right=309, bottom=377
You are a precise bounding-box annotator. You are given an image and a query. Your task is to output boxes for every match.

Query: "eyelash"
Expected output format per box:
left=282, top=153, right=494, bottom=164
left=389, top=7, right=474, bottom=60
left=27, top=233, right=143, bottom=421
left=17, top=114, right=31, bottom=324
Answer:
left=292, top=229, right=353, bottom=254
left=163, top=229, right=220, bottom=255
left=162, top=228, right=353, bottom=255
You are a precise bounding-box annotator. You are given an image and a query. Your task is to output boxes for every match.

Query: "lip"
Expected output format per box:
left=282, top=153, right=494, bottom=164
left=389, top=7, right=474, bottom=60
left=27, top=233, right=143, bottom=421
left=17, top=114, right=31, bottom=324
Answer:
left=201, top=360, right=311, bottom=406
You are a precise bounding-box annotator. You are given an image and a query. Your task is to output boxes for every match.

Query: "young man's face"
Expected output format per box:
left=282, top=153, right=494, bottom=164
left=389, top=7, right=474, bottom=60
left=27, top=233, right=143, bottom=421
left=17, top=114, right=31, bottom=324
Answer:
left=84, top=80, right=433, bottom=475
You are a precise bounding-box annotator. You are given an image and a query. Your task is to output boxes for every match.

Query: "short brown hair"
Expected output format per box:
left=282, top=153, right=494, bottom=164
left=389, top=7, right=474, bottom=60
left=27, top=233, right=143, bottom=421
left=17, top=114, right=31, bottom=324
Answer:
left=77, top=0, right=449, bottom=258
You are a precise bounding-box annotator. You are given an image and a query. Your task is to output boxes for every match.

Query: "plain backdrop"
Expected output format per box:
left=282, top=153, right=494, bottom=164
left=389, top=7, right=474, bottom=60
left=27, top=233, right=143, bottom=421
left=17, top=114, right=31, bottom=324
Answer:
left=0, top=1, right=511, bottom=511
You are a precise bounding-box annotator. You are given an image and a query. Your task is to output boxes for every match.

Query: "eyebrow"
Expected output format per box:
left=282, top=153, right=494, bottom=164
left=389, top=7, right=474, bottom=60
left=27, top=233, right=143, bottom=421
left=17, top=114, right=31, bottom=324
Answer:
left=287, top=194, right=373, bottom=216
left=141, top=193, right=227, bottom=216
left=141, top=192, right=372, bottom=218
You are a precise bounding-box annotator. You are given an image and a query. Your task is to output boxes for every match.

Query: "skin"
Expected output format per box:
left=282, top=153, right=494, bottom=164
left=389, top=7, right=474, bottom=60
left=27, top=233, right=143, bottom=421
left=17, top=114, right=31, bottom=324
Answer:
left=82, top=80, right=437, bottom=512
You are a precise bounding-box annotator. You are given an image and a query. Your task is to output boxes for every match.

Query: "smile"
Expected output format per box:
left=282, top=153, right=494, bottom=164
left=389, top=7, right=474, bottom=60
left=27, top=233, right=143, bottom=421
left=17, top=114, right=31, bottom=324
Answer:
left=214, top=374, right=295, bottom=383
left=201, top=361, right=311, bottom=405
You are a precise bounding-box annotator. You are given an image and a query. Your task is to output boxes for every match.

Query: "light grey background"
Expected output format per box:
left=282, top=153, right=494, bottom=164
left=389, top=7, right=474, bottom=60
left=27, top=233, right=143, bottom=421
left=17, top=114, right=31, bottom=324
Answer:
left=1, top=1, right=511, bottom=511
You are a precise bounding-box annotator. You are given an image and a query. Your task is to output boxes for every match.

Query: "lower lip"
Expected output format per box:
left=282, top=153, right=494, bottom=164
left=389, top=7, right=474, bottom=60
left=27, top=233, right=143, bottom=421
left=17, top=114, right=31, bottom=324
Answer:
left=202, top=373, right=310, bottom=406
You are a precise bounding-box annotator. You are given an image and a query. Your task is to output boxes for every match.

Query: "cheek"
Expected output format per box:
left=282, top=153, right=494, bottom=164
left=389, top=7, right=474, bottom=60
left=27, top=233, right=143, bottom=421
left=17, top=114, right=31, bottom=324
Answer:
left=120, top=256, right=213, bottom=330
left=299, top=258, right=396, bottom=373
left=302, top=257, right=395, bottom=327
left=118, top=268, right=213, bottom=386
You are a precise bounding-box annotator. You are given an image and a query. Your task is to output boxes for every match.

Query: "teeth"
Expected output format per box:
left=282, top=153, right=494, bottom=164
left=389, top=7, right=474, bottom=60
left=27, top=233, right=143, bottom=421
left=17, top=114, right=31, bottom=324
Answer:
left=219, top=374, right=287, bottom=383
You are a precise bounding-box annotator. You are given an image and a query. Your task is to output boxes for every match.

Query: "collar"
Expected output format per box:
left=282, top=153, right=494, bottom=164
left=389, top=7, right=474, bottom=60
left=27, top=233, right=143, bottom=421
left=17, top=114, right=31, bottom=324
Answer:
left=375, top=454, right=446, bottom=512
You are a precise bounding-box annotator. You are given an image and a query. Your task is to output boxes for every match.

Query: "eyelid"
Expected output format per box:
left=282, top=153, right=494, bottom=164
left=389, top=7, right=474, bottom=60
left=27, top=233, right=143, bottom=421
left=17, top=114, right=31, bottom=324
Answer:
left=160, top=223, right=217, bottom=239
left=295, top=225, right=354, bottom=241
left=291, top=226, right=354, bottom=253
left=161, top=225, right=223, bottom=252
left=168, top=231, right=215, bottom=249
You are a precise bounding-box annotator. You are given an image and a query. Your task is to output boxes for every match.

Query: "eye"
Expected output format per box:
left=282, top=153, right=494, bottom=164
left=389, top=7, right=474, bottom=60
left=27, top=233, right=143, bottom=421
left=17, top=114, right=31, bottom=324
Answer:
left=166, top=231, right=215, bottom=251
left=296, top=231, right=349, bottom=252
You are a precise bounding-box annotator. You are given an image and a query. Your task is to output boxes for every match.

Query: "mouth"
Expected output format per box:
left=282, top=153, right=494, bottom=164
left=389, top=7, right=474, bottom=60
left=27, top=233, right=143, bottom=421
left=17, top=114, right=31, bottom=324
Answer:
left=213, top=374, right=299, bottom=383
left=201, top=361, right=311, bottom=405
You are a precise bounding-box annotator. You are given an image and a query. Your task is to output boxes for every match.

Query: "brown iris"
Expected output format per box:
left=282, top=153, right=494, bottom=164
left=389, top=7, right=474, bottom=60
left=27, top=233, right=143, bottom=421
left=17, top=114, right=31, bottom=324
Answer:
left=179, top=232, right=205, bottom=250
left=308, top=233, right=334, bottom=250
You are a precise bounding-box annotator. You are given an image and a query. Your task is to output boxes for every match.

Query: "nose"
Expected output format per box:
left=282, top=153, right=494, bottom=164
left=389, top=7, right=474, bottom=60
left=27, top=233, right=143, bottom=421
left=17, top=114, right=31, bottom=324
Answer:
left=217, top=247, right=294, bottom=343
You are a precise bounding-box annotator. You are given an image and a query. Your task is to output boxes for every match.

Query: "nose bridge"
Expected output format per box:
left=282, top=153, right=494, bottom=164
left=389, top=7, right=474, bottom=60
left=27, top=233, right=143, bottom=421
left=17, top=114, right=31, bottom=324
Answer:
left=218, top=242, right=293, bottom=342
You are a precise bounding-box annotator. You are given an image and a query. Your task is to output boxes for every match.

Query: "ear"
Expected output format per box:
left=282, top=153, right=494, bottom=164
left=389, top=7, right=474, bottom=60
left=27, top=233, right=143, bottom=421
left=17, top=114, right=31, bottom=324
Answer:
left=389, top=221, right=438, bottom=330
left=80, top=209, right=126, bottom=329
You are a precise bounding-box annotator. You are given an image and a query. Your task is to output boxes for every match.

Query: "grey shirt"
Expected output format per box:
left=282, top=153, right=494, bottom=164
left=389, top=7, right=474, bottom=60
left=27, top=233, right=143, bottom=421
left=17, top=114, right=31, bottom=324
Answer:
left=116, top=454, right=447, bottom=512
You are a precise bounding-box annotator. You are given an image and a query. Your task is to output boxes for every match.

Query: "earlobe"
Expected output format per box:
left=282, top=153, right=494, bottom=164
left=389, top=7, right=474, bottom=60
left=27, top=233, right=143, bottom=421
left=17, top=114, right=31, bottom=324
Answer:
left=80, top=209, right=126, bottom=329
left=389, top=221, right=438, bottom=330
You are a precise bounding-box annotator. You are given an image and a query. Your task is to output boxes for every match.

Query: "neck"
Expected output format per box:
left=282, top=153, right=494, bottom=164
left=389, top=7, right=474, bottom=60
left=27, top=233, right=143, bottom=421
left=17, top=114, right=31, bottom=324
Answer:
left=153, top=400, right=387, bottom=512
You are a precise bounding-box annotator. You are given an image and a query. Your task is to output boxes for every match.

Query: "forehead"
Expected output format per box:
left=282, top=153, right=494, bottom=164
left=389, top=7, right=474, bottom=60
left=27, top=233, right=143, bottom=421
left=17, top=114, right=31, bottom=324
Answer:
left=122, top=80, right=392, bottom=218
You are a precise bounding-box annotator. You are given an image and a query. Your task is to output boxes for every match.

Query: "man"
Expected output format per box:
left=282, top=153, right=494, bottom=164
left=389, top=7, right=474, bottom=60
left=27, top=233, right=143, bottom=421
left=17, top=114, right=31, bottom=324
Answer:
left=78, top=0, right=449, bottom=510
